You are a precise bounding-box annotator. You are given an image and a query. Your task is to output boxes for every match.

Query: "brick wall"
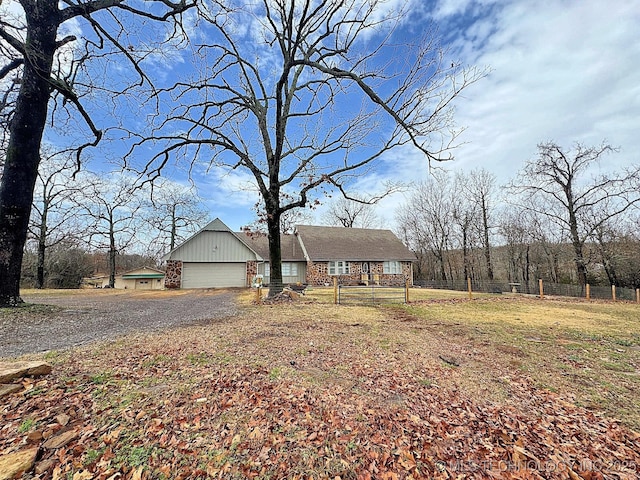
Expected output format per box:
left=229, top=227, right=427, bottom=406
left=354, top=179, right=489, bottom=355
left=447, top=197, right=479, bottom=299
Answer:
left=246, top=261, right=257, bottom=287
left=305, top=261, right=412, bottom=286
left=164, top=260, right=182, bottom=289
left=306, top=261, right=331, bottom=286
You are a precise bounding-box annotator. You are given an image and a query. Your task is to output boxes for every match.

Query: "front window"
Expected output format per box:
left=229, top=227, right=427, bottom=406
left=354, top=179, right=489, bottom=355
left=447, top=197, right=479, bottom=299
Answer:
left=383, top=261, right=402, bottom=274
left=282, top=262, right=298, bottom=276
left=329, top=261, right=350, bottom=275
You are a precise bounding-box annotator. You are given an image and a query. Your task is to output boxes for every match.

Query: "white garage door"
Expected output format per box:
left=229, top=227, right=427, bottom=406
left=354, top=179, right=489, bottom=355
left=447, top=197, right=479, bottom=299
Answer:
left=182, top=262, right=246, bottom=288
left=135, top=279, right=153, bottom=290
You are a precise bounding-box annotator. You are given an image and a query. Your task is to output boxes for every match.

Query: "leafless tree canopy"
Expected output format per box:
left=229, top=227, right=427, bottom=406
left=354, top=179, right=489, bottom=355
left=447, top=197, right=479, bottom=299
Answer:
left=28, top=150, right=87, bottom=288
left=134, top=0, right=486, bottom=294
left=507, top=141, right=640, bottom=285
left=322, top=197, right=381, bottom=229
left=146, top=180, right=209, bottom=254
left=74, top=173, right=148, bottom=288
left=397, top=173, right=454, bottom=282
left=0, top=0, right=194, bottom=306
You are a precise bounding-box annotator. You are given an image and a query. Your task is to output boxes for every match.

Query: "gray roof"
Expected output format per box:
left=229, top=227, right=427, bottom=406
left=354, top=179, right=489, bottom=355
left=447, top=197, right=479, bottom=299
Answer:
left=235, top=232, right=306, bottom=262
left=164, top=216, right=416, bottom=264
left=235, top=225, right=414, bottom=262
left=295, top=225, right=416, bottom=262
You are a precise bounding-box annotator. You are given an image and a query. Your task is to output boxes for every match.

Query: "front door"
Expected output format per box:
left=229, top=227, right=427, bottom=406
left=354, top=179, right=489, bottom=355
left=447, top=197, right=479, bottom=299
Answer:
left=361, top=262, right=371, bottom=283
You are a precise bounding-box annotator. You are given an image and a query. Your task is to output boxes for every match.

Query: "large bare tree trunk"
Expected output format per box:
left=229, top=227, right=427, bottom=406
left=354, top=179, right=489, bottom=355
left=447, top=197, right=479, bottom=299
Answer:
left=0, top=8, right=57, bottom=306
left=567, top=197, right=588, bottom=285
left=266, top=212, right=283, bottom=296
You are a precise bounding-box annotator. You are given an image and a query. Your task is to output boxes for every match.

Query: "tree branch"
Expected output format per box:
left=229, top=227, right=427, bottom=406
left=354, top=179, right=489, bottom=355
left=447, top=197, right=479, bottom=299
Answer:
left=0, top=59, right=24, bottom=80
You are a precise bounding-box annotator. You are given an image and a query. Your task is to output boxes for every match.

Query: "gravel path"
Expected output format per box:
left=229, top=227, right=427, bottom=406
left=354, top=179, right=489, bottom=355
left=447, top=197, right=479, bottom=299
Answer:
left=0, top=289, right=239, bottom=358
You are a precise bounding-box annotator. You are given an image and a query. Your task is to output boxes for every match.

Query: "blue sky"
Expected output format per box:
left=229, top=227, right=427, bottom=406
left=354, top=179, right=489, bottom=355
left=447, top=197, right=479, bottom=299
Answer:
left=8, top=0, right=638, bottom=233
left=184, top=0, right=640, bottom=231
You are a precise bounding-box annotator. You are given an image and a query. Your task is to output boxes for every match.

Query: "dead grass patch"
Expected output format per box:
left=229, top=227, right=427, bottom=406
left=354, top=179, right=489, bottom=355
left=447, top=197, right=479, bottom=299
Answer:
left=2, top=288, right=639, bottom=479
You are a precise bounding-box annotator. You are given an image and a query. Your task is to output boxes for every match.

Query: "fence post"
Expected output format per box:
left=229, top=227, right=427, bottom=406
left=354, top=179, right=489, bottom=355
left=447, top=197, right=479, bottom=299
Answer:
left=586, top=284, right=590, bottom=300
left=539, top=279, right=544, bottom=299
left=636, top=288, right=640, bottom=304
left=333, top=277, right=338, bottom=305
left=256, top=287, right=262, bottom=304
left=405, top=280, right=410, bottom=303
left=467, top=277, right=472, bottom=300
left=612, top=285, right=616, bottom=302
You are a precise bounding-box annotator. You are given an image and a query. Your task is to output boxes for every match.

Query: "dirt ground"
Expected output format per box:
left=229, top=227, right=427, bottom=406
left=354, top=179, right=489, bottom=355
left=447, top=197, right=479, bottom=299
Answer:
left=0, top=289, right=238, bottom=358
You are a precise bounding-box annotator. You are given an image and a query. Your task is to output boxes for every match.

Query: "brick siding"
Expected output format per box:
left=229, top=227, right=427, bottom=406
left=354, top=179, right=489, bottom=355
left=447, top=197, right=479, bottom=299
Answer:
left=305, top=261, right=412, bottom=286
left=164, top=260, right=182, bottom=289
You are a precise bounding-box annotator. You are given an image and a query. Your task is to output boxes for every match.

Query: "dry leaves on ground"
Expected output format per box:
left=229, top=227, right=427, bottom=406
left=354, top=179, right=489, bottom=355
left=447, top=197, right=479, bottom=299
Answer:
left=1, top=301, right=639, bottom=479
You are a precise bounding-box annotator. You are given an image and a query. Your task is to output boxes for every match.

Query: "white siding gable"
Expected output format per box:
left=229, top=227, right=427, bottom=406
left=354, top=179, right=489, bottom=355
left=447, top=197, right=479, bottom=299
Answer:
left=168, top=231, right=257, bottom=262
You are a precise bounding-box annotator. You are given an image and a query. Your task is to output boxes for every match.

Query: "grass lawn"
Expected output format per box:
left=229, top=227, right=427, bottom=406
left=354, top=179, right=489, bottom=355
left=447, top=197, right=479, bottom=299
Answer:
left=1, top=288, right=639, bottom=479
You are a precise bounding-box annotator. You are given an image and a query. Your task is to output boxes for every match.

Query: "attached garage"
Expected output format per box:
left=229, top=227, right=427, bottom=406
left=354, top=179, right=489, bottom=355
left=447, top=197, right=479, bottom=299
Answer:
left=181, top=262, right=246, bottom=288
left=162, top=219, right=264, bottom=289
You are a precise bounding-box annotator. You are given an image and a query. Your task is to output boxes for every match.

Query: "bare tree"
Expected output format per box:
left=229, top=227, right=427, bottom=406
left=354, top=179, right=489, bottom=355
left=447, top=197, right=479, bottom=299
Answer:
left=508, top=141, right=640, bottom=285
left=458, top=168, right=496, bottom=280
left=322, top=197, right=381, bottom=229
left=28, top=149, right=86, bottom=288
left=134, top=0, right=486, bottom=295
left=497, top=209, right=534, bottom=287
left=146, top=180, right=209, bottom=255
left=0, top=0, right=193, bottom=306
left=451, top=174, right=479, bottom=281
left=583, top=198, right=640, bottom=286
left=75, top=174, right=146, bottom=288
left=396, top=174, right=455, bottom=282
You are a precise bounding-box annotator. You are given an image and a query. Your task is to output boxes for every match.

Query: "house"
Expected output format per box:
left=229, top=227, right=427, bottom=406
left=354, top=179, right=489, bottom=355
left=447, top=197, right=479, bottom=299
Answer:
left=82, top=266, right=165, bottom=290
left=162, top=218, right=415, bottom=289
left=241, top=225, right=416, bottom=287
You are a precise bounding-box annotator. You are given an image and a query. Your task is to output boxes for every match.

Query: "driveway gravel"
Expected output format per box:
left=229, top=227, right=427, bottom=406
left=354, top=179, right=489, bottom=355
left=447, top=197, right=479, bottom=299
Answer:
left=0, top=289, right=239, bottom=358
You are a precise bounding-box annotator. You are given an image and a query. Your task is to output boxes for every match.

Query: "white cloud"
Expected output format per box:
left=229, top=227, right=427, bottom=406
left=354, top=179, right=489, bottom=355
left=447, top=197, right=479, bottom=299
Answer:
left=432, top=0, right=640, bottom=181
left=193, top=165, right=261, bottom=229
left=308, top=0, right=640, bottom=229
left=110, top=0, right=640, bottom=232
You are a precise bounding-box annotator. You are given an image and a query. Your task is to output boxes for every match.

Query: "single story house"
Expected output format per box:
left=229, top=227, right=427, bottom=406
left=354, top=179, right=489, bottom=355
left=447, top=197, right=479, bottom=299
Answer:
left=162, top=218, right=415, bottom=289
left=83, top=266, right=165, bottom=290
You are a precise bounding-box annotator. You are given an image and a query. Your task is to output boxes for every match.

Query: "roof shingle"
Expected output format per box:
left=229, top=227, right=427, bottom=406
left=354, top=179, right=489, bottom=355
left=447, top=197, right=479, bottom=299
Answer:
left=236, top=225, right=415, bottom=262
left=296, top=225, right=415, bottom=261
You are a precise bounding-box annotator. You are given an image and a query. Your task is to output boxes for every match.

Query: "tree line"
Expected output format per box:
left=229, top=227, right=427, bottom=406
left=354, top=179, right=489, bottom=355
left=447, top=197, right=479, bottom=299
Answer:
left=19, top=140, right=640, bottom=291
left=395, top=142, right=640, bottom=289
left=20, top=150, right=207, bottom=289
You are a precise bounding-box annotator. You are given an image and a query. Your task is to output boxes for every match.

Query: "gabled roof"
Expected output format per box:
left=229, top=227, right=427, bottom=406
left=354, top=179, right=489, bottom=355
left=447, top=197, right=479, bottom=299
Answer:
left=201, top=218, right=234, bottom=232
left=236, top=232, right=305, bottom=262
left=121, top=266, right=165, bottom=279
left=295, top=225, right=416, bottom=262
left=162, top=217, right=263, bottom=261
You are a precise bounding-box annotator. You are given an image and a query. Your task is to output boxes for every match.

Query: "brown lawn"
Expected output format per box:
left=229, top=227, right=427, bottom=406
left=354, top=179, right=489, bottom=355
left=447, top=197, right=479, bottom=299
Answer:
left=1, top=288, right=639, bottom=479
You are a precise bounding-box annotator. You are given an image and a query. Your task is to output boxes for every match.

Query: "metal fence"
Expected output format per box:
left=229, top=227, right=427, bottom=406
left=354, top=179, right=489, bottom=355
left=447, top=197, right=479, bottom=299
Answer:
left=415, top=279, right=640, bottom=302
left=337, top=285, right=408, bottom=305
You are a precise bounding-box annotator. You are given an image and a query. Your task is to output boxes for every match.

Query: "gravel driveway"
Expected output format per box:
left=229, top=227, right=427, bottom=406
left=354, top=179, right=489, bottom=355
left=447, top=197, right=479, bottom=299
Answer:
left=0, top=289, right=239, bottom=358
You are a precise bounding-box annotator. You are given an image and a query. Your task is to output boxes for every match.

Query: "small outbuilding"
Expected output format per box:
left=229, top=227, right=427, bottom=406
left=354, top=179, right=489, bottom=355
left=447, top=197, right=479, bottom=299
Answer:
left=83, top=267, right=165, bottom=290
